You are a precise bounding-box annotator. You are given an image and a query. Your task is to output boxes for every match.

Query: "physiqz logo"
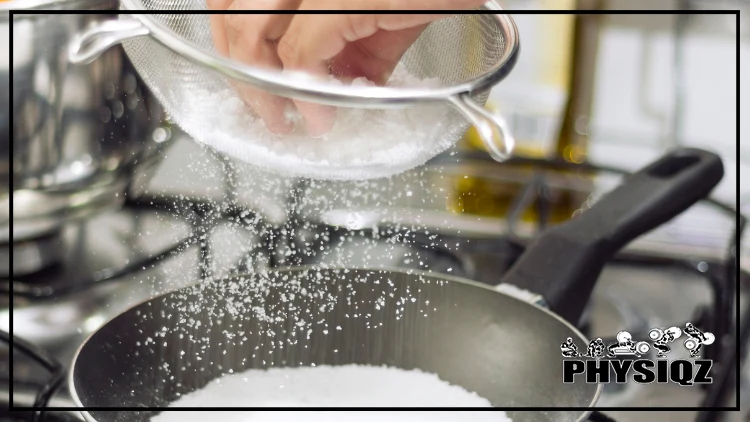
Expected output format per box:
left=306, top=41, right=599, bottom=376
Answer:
left=561, top=323, right=715, bottom=386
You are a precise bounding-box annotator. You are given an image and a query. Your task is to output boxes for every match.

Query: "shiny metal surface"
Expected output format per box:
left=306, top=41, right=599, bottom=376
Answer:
left=0, top=231, right=63, bottom=276
left=1, top=206, right=194, bottom=348
left=70, top=268, right=598, bottom=422
left=2, top=5, right=173, bottom=258
left=114, top=1, right=516, bottom=106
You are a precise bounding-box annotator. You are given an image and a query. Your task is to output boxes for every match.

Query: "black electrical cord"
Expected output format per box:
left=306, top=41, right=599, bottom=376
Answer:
left=0, top=331, right=64, bottom=422
left=2, top=411, right=83, bottom=422
left=713, top=214, right=746, bottom=359
left=589, top=411, right=617, bottom=422
left=695, top=286, right=750, bottom=422
left=681, top=261, right=734, bottom=363
left=695, top=221, right=748, bottom=418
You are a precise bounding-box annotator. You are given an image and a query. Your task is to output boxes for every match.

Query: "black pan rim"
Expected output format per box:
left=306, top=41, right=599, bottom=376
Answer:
left=68, top=265, right=601, bottom=417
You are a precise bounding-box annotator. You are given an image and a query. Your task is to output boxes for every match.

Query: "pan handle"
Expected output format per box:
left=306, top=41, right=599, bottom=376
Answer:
left=499, top=147, right=724, bottom=324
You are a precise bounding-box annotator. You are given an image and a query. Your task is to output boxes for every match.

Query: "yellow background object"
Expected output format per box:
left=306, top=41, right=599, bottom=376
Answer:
left=452, top=8, right=587, bottom=223
left=537, top=0, right=576, bottom=88
left=462, top=7, right=576, bottom=159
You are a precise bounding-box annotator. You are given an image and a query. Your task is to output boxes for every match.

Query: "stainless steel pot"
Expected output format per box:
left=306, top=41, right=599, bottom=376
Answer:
left=70, top=148, right=723, bottom=421
left=1, top=2, right=173, bottom=272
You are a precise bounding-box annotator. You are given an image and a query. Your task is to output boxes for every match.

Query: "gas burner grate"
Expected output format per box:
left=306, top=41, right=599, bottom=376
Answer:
left=1, top=412, right=82, bottom=422
left=0, top=331, right=63, bottom=422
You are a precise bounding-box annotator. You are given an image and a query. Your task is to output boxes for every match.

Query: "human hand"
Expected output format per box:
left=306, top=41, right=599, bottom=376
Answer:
left=207, top=0, right=488, bottom=136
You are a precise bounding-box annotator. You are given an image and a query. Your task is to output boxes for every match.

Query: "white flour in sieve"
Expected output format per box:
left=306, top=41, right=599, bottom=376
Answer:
left=151, top=364, right=511, bottom=421
left=181, top=64, right=465, bottom=181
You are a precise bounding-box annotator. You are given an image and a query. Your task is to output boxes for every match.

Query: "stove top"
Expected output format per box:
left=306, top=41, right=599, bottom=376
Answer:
left=3, top=138, right=746, bottom=422
left=2, top=196, right=263, bottom=415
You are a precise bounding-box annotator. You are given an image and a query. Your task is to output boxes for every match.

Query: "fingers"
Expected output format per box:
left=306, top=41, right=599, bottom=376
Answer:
left=385, top=0, right=489, bottom=9
left=279, top=12, right=460, bottom=81
left=223, top=0, right=301, bottom=9
left=277, top=11, right=446, bottom=135
left=206, top=0, right=232, bottom=9
left=207, top=0, right=232, bottom=56
left=278, top=12, right=346, bottom=136
left=224, top=12, right=298, bottom=133
left=330, top=23, right=428, bottom=84
left=210, top=0, right=302, bottom=134
left=208, top=0, right=491, bottom=137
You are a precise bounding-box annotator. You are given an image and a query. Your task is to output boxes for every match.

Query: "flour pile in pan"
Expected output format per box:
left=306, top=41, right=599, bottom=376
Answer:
left=156, top=411, right=507, bottom=422
left=151, top=365, right=509, bottom=420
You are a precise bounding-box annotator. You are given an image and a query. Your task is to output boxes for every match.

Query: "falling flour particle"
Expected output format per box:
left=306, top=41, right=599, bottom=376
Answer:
left=151, top=364, right=511, bottom=422
left=182, top=64, right=466, bottom=181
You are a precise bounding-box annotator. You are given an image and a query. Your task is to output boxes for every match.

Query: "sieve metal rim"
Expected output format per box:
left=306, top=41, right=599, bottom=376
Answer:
left=67, top=3, right=520, bottom=161
left=114, top=0, right=519, bottom=108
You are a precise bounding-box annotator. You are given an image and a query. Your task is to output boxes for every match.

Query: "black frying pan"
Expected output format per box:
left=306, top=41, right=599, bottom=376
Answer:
left=70, top=148, right=724, bottom=422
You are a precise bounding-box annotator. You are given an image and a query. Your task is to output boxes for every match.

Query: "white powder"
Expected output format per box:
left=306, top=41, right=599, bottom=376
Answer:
left=181, top=64, right=466, bottom=181
left=152, top=364, right=511, bottom=421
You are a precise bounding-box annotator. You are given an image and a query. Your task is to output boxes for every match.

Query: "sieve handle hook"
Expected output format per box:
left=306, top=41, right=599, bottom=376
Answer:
left=69, top=19, right=150, bottom=65
left=449, top=93, right=515, bottom=161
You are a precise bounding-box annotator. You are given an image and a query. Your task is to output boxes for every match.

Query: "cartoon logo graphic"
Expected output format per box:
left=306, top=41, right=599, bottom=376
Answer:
left=683, top=322, right=715, bottom=357
left=648, top=326, right=683, bottom=358
left=562, top=323, right=715, bottom=385
left=561, top=337, right=580, bottom=358
left=560, top=323, right=714, bottom=359
left=584, top=338, right=607, bottom=359
left=607, top=331, right=651, bottom=358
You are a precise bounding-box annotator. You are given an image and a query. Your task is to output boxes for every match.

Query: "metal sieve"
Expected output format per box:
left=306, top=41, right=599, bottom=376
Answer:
left=68, top=1, right=520, bottom=180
